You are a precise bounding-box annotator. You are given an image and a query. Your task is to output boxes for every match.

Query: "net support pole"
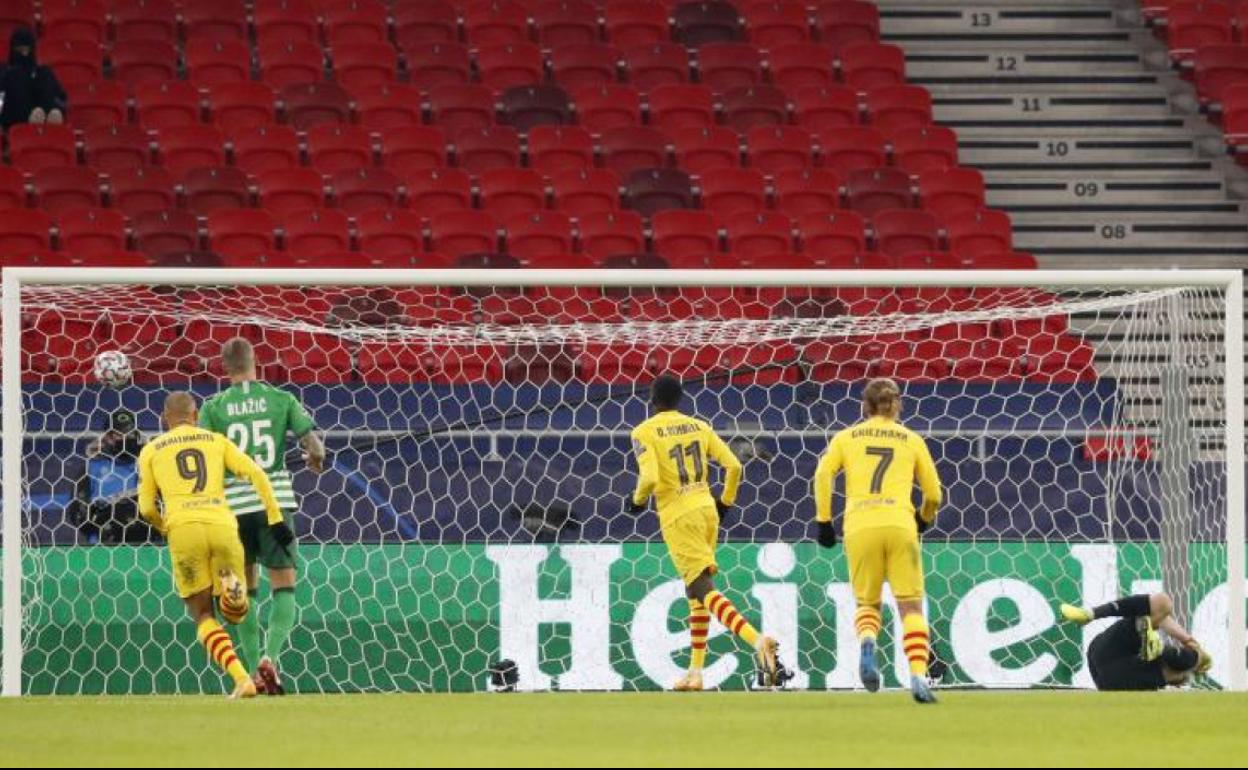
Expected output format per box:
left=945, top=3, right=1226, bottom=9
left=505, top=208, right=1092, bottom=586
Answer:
left=1160, top=293, right=1194, bottom=624
left=1225, top=272, right=1246, bottom=692
left=2, top=269, right=23, bottom=696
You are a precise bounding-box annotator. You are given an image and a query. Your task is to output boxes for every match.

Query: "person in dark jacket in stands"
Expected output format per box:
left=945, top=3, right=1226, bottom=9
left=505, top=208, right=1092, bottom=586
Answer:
left=0, top=26, right=67, bottom=129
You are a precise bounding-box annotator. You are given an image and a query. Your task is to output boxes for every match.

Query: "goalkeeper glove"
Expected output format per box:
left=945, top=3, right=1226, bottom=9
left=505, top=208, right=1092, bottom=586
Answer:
left=915, top=513, right=931, bottom=534
left=270, top=520, right=296, bottom=556
left=624, top=496, right=646, bottom=514
left=715, top=498, right=731, bottom=520
left=816, top=521, right=837, bottom=549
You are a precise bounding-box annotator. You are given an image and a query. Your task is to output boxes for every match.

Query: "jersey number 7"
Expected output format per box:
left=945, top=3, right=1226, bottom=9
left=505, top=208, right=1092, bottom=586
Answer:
left=865, top=446, right=894, bottom=494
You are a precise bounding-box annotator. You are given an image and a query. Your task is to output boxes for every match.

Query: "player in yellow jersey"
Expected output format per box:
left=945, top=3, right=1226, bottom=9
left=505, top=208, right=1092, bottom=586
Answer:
left=813, top=378, right=942, bottom=704
left=137, top=391, right=293, bottom=699
left=626, top=375, right=781, bottom=691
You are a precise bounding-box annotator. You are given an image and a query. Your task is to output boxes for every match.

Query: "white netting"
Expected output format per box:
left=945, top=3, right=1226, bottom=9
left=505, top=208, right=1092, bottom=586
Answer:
left=3, top=276, right=1237, bottom=693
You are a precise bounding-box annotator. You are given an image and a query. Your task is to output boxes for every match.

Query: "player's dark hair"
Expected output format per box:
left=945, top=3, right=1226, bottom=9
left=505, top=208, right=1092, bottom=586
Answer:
left=862, top=378, right=901, bottom=418
left=1161, top=646, right=1199, bottom=673
left=221, top=337, right=255, bottom=376
left=650, top=375, right=683, bottom=411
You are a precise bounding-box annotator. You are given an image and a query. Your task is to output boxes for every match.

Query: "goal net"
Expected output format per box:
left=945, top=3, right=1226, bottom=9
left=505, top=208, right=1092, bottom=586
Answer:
left=2, top=268, right=1243, bottom=694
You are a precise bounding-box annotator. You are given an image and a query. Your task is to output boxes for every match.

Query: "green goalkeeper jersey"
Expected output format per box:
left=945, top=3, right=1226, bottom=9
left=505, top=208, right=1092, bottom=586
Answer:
left=199, top=380, right=316, bottom=515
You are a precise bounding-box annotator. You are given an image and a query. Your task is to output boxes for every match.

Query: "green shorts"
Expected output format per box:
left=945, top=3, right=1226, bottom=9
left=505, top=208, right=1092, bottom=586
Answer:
left=236, top=510, right=298, bottom=570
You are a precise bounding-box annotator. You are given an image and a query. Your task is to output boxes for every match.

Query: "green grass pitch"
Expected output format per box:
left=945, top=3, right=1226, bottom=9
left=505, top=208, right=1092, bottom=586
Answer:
left=2, top=691, right=1246, bottom=767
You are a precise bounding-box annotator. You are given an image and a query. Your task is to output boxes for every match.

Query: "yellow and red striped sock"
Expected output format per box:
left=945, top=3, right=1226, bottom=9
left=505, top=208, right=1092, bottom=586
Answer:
left=197, top=618, right=248, bottom=686
left=902, top=612, right=930, bottom=677
left=688, top=599, right=710, bottom=671
left=703, top=590, right=759, bottom=647
left=854, top=605, right=882, bottom=642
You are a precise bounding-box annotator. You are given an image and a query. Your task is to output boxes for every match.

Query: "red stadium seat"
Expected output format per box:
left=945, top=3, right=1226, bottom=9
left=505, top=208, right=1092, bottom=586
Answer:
left=772, top=168, right=842, bottom=217
left=818, top=126, right=887, bottom=175
left=404, top=42, right=473, bottom=91
left=257, top=167, right=328, bottom=216
left=839, top=42, right=907, bottom=92
left=528, top=125, right=596, bottom=174
left=477, top=43, right=545, bottom=90
left=111, top=0, right=178, bottom=44
left=331, top=43, right=398, bottom=90
left=698, top=167, right=766, bottom=217
left=31, top=166, right=102, bottom=215
left=768, top=42, right=838, bottom=91
left=39, top=40, right=102, bottom=88
left=672, top=1, right=743, bottom=48
left=281, top=207, right=351, bottom=257
left=253, top=0, right=319, bottom=45
left=403, top=168, right=473, bottom=214
left=378, top=125, right=448, bottom=175
left=533, top=0, right=599, bottom=46
left=8, top=124, right=76, bottom=172
left=1222, top=82, right=1248, bottom=144
left=600, top=125, right=669, bottom=175
left=743, top=1, right=811, bottom=47
left=132, top=208, right=199, bottom=256
left=279, top=82, right=352, bottom=130
left=394, top=0, right=459, bottom=47
left=648, top=84, right=717, bottom=131
left=229, top=124, right=300, bottom=174
left=792, top=85, right=860, bottom=133
left=108, top=165, right=176, bottom=217
left=697, top=42, right=765, bottom=92
left=864, top=85, right=933, bottom=133
left=872, top=209, right=941, bottom=257
left=133, top=80, right=202, bottom=130
left=1169, top=1, right=1235, bottom=60
left=724, top=211, right=793, bottom=258
left=605, top=0, right=670, bottom=47
left=453, top=125, right=521, bottom=174
left=480, top=168, right=548, bottom=218
left=814, top=0, right=880, bottom=51
left=57, top=207, right=126, bottom=257
left=82, top=125, right=151, bottom=171
left=952, top=338, right=1022, bottom=381
left=110, top=40, right=178, bottom=83
left=500, top=85, right=574, bottom=131
left=207, top=82, right=278, bottom=130
left=463, top=0, right=530, bottom=45
left=1193, top=44, right=1248, bottom=104
left=0, top=168, right=27, bottom=210
left=353, top=83, right=425, bottom=131
left=577, top=209, right=645, bottom=257
left=720, top=85, right=789, bottom=131
left=0, top=209, right=52, bottom=255
left=0, top=0, right=32, bottom=42
left=185, top=38, right=251, bottom=86
left=573, top=84, right=642, bottom=131
left=41, top=0, right=106, bottom=42
left=428, top=85, right=497, bottom=132
left=429, top=209, right=501, bottom=256
left=182, top=165, right=250, bottom=215
left=551, top=168, right=621, bottom=215
left=306, top=124, right=374, bottom=174
left=356, top=208, right=427, bottom=260
left=889, top=125, right=959, bottom=173
left=207, top=208, right=278, bottom=258
left=671, top=126, right=740, bottom=173
left=505, top=210, right=575, bottom=261
left=182, top=0, right=248, bottom=42
left=798, top=210, right=866, bottom=258
left=959, top=250, right=1037, bottom=270
left=945, top=208, right=1013, bottom=259
left=845, top=167, right=915, bottom=215
left=652, top=209, right=719, bottom=260
left=323, top=0, right=388, bottom=46
left=551, top=44, right=622, bottom=93
left=65, top=79, right=126, bottom=129
left=259, top=39, right=325, bottom=88
left=747, top=126, right=815, bottom=173
left=622, top=43, right=690, bottom=91
left=918, top=167, right=986, bottom=218
left=623, top=167, right=695, bottom=214
left=155, top=125, right=226, bottom=177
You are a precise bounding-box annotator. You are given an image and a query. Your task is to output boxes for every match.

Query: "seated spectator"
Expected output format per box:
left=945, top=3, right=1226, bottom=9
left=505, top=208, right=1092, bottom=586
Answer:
left=0, top=27, right=67, bottom=128
left=68, top=409, right=158, bottom=544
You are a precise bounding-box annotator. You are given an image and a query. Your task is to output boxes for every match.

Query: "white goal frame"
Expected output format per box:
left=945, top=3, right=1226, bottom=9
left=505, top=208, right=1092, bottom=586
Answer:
left=2, top=267, right=1243, bottom=695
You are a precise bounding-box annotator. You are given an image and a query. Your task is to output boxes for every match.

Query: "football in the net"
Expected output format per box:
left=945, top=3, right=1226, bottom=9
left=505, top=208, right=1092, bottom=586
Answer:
left=93, top=351, right=132, bottom=389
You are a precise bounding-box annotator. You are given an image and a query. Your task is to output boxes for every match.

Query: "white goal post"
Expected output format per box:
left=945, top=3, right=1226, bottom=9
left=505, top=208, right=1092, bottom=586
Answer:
left=2, top=267, right=1244, bottom=695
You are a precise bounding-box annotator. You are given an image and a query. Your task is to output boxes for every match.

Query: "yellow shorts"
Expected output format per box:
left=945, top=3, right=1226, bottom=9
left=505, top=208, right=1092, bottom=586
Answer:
left=166, top=519, right=245, bottom=599
left=844, top=525, right=924, bottom=605
left=661, top=506, right=719, bottom=585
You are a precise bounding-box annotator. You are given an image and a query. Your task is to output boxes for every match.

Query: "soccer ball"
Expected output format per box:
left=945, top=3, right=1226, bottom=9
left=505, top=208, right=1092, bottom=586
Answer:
left=93, top=351, right=132, bottom=389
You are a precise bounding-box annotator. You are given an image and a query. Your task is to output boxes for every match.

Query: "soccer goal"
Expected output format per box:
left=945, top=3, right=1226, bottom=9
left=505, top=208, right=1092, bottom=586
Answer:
left=2, top=267, right=1243, bottom=695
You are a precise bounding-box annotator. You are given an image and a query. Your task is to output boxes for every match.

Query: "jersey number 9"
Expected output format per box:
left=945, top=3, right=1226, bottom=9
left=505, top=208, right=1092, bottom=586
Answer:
left=175, top=448, right=208, bottom=493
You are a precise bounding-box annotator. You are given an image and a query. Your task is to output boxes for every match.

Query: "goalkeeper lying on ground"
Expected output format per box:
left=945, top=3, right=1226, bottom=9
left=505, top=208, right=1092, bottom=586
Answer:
left=1060, top=592, right=1212, bottom=690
